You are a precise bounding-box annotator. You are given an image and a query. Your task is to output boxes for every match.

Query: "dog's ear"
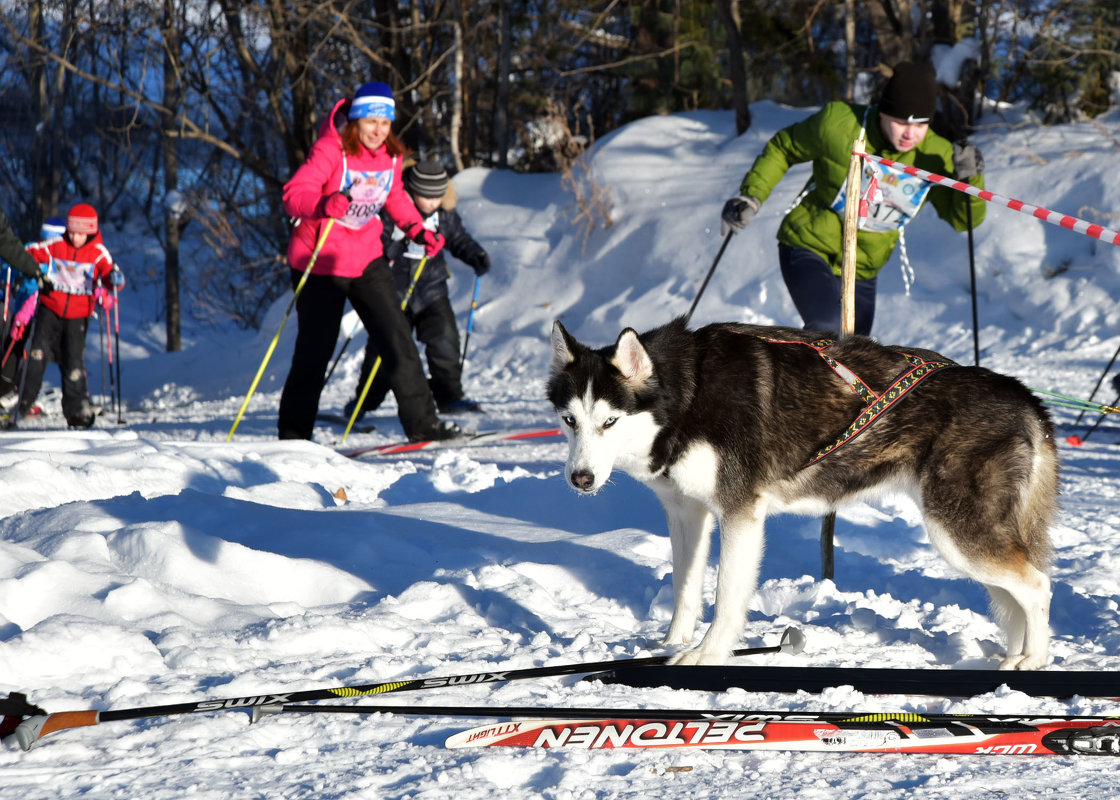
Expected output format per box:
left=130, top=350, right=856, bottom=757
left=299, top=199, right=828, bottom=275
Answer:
left=551, top=320, right=578, bottom=376
left=611, top=328, right=654, bottom=386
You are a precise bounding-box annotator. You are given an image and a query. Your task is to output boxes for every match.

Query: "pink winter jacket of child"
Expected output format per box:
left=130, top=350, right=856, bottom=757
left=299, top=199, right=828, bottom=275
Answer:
left=283, top=98, right=424, bottom=278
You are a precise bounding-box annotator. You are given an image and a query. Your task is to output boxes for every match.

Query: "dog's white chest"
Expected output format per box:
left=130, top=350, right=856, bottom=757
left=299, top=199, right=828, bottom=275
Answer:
left=663, top=440, right=720, bottom=501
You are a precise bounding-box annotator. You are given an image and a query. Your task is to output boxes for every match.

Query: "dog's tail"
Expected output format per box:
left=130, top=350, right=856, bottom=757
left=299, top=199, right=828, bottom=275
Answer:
left=1015, top=412, right=1060, bottom=571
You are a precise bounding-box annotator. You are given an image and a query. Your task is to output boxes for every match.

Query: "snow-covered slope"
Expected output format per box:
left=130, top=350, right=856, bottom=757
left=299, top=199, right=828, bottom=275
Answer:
left=3, top=101, right=1120, bottom=798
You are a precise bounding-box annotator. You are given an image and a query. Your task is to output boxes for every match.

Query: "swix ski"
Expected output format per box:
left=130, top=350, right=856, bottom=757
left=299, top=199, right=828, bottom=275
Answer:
left=341, top=426, right=562, bottom=457
left=592, top=664, right=1120, bottom=699
left=10, top=628, right=802, bottom=749
left=446, top=711, right=1120, bottom=755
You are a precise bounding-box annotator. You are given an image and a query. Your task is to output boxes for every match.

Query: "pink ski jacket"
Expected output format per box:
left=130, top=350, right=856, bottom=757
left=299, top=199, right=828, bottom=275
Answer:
left=283, top=98, right=424, bottom=278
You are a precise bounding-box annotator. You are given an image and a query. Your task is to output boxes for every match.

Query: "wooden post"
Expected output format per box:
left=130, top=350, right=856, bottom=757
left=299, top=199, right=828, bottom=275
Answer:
left=821, top=133, right=867, bottom=581
left=839, top=135, right=864, bottom=338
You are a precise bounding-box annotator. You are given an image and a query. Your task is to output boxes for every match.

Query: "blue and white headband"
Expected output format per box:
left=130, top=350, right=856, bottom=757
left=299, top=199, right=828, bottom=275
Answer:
left=349, top=94, right=396, bottom=121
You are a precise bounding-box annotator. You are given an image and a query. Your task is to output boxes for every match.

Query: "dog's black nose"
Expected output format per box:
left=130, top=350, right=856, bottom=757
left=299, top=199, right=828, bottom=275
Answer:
left=570, top=470, right=595, bottom=491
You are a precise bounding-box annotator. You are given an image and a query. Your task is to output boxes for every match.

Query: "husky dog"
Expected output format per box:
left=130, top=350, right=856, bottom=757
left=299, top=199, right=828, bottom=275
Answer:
left=548, top=318, right=1059, bottom=670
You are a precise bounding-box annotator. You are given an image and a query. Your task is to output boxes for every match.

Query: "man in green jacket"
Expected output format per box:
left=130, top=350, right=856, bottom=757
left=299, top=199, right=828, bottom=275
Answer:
left=721, top=61, right=985, bottom=336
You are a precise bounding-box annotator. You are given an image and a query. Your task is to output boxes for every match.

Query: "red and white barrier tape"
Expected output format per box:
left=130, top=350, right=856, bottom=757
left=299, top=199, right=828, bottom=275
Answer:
left=858, top=152, right=1120, bottom=246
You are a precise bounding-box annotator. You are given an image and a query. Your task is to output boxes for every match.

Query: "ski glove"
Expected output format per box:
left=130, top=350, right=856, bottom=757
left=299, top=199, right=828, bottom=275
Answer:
left=720, top=195, right=761, bottom=236
left=407, top=224, right=446, bottom=258
left=324, top=191, right=351, bottom=219
left=35, top=270, right=53, bottom=293
left=1112, top=372, right=1120, bottom=396
left=953, top=142, right=984, bottom=180
left=109, top=267, right=126, bottom=288
left=470, top=251, right=490, bottom=276
left=95, top=287, right=116, bottom=311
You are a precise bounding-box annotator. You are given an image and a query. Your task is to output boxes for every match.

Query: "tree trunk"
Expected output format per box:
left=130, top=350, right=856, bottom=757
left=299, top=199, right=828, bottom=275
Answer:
left=450, top=16, right=464, bottom=171
left=162, top=0, right=182, bottom=352
left=495, top=0, right=511, bottom=167
left=868, top=0, right=915, bottom=66
left=845, top=0, right=857, bottom=101
left=714, top=0, right=751, bottom=134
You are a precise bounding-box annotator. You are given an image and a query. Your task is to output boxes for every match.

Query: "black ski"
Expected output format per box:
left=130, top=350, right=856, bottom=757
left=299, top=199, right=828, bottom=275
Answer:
left=591, top=664, right=1120, bottom=699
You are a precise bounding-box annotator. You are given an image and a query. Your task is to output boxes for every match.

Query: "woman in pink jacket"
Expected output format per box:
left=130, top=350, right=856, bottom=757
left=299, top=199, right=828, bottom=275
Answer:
left=278, top=81, right=460, bottom=442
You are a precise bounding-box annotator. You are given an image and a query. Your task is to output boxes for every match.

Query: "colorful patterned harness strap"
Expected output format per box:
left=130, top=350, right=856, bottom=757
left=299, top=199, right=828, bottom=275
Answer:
left=739, top=333, right=955, bottom=468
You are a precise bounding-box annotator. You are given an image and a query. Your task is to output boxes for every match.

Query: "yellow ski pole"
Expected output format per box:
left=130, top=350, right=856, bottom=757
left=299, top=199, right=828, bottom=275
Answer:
left=227, top=219, right=335, bottom=441
left=341, top=254, right=429, bottom=443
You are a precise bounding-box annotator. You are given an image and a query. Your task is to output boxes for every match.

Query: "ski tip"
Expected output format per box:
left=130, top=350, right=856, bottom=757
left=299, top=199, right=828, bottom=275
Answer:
left=1066, top=435, right=1083, bottom=447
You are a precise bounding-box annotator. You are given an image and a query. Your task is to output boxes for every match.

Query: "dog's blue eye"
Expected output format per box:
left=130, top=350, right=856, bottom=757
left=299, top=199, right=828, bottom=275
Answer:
left=602, top=417, right=617, bottom=429
left=562, top=415, right=576, bottom=428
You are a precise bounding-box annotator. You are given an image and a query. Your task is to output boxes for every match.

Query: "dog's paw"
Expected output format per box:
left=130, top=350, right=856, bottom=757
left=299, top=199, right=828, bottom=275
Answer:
left=661, top=628, right=692, bottom=647
left=998, top=653, right=1047, bottom=670
left=668, top=647, right=726, bottom=667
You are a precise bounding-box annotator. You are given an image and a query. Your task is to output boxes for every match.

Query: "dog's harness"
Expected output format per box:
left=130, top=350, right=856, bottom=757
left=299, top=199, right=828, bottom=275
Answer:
left=741, top=334, right=955, bottom=467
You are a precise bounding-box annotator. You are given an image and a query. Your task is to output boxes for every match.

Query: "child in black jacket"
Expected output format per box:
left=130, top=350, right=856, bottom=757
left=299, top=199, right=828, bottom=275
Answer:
left=347, top=161, right=490, bottom=419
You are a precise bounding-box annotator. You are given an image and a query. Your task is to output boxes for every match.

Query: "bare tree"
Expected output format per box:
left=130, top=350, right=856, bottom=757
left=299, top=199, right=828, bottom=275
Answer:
left=715, top=0, right=751, bottom=134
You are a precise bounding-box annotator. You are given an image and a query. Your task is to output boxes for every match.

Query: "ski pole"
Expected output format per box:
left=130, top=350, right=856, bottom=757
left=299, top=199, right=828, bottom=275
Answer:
left=341, top=254, right=429, bottom=443
left=966, top=200, right=980, bottom=366
left=265, top=704, right=1106, bottom=726
left=323, top=312, right=364, bottom=386
left=104, top=307, right=115, bottom=414
left=1074, top=339, right=1120, bottom=425
left=12, top=627, right=804, bottom=749
left=228, top=219, right=335, bottom=440
left=97, top=308, right=107, bottom=407
left=9, top=313, right=37, bottom=428
left=459, top=275, right=482, bottom=373
left=2, top=267, right=10, bottom=338
left=113, top=284, right=123, bottom=423
left=684, top=230, right=733, bottom=325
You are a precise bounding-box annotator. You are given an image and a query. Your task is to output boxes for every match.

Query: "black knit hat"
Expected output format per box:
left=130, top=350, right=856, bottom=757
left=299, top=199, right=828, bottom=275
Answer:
left=406, top=161, right=449, bottom=198
left=878, top=61, right=938, bottom=123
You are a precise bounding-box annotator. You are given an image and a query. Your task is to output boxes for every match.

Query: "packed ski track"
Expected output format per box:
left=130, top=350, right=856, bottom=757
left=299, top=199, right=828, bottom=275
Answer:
left=3, top=101, right=1120, bottom=798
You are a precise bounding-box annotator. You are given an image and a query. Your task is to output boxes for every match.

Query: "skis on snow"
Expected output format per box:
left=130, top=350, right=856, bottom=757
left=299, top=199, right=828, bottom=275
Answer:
left=591, top=664, right=1120, bottom=699
left=7, top=628, right=802, bottom=749
left=340, top=426, right=562, bottom=457
left=446, top=711, right=1120, bottom=755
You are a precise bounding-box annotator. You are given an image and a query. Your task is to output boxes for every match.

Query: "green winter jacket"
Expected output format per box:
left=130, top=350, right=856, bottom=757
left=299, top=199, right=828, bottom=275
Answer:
left=740, top=101, right=985, bottom=280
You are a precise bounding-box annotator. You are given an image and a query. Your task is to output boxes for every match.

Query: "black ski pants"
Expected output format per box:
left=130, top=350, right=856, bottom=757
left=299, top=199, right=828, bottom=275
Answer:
left=278, top=258, right=440, bottom=440
left=354, top=295, right=463, bottom=412
left=19, top=306, right=91, bottom=423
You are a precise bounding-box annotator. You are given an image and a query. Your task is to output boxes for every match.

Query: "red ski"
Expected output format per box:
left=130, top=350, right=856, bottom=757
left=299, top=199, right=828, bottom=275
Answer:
left=340, top=426, right=562, bottom=457
left=446, top=712, right=1120, bottom=755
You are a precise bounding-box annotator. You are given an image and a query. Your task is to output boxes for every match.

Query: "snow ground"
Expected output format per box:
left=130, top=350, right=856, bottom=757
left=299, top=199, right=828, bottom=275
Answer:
left=3, top=99, right=1120, bottom=798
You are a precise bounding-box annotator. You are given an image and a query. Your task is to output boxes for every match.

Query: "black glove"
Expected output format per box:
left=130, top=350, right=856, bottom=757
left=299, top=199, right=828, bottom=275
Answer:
left=35, top=270, right=54, bottom=293
left=720, top=195, right=760, bottom=236
left=1112, top=372, right=1120, bottom=397
left=953, top=141, right=984, bottom=180
left=0, top=692, right=47, bottom=741
left=470, top=251, right=490, bottom=276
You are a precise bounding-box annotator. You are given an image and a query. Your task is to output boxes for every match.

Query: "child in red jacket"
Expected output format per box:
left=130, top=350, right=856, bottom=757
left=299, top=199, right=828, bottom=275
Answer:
left=18, top=203, right=125, bottom=427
